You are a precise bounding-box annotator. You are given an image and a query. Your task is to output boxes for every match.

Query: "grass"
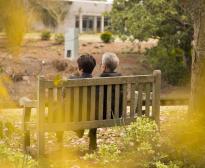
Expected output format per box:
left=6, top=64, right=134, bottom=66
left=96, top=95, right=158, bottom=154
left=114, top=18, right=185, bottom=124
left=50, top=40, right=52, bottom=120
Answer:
left=0, top=106, right=188, bottom=167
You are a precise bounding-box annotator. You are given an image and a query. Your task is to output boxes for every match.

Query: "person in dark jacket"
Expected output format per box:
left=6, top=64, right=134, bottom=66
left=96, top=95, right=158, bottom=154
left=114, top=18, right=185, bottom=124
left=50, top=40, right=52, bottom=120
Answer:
left=69, top=54, right=97, bottom=151
left=57, top=54, right=96, bottom=150
left=100, top=52, right=123, bottom=119
left=90, top=52, right=123, bottom=150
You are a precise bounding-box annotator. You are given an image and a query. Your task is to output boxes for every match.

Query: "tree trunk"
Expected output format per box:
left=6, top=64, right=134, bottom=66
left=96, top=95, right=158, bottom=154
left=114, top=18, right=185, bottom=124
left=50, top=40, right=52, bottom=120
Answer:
left=190, top=1, right=205, bottom=117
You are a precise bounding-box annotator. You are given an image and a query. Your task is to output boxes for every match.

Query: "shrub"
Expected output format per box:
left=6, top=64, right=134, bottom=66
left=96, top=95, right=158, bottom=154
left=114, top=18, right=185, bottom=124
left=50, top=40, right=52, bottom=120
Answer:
left=84, top=118, right=191, bottom=167
left=123, top=118, right=159, bottom=147
left=52, top=59, right=68, bottom=71
left=100, top=32, right=113, bottom=43
left=0, top=144, right=37, bottom=167
left=98, top=144, right=121, bottom=164
left=84, top=118, right=163, bottom=168
left=11, top=73, right=23, bottom=82
left=147, top=44, right=189, bottom=86
left=163, top=118, right=205, bottom=168
left=121, top=118, right=160, bottom=168
left=54, top=33, right=64, bottom=44
left=41, top=30, right=51, bottom=41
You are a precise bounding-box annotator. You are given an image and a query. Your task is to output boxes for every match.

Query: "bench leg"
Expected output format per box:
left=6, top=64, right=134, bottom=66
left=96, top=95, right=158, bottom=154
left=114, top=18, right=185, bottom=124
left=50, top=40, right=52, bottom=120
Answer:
left=89, top=128, right=97, bottom=151
left=56, top=131, right=64, bottom=143
left=37, top=131, right=45, bottom=158
left=23, top=107, right=31, bottom=153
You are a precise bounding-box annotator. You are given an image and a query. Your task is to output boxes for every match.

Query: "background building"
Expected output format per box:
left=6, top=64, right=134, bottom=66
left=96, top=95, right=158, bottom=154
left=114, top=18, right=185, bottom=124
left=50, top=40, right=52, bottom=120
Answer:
left=64, top=0, right=112, bottom=33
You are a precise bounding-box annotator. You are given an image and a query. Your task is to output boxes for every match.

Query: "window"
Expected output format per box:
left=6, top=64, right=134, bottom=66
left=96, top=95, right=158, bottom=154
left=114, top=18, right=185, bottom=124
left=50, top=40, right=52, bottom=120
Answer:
left=97, top=16, right=101, bottom=33
left=75, top=15, right=110, bottom=33
left=82, top=15, right=95, bottom=32
left=104, top=16, right=111, bottom=30
left=75, top=16, right=79, bottom=28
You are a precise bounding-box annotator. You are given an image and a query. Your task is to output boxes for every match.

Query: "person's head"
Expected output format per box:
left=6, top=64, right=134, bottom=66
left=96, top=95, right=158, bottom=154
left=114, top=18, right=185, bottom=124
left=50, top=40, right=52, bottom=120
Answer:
left=77, top=54, right=96, bottom=74
left=101, top=52, right=120, bottom=73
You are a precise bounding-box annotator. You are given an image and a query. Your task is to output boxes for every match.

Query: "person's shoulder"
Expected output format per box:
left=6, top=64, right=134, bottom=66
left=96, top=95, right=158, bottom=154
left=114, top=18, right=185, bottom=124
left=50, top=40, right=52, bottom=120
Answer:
left=68, top=71, right=81, bottom=79
left=81, top=73, right=93, bottom=78
left=99, top=73, right=107, bottom=77
left=69, top=73, right=93, bottom=79
left=69, top=74, right=80, bottom=79
left=100, top=72, right=122, bottom=77
left=115, top=72, right=122, bottom=76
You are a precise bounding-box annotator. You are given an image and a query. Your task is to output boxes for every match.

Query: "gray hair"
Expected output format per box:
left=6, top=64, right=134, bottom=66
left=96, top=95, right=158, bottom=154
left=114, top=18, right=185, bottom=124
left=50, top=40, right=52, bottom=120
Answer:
left=102, top=52, right=120, bottom=71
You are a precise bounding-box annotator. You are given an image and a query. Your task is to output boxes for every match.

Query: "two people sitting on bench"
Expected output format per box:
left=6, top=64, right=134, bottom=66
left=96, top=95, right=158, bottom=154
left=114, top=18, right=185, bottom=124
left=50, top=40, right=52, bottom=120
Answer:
left=70, top=52, right=122, bottom=151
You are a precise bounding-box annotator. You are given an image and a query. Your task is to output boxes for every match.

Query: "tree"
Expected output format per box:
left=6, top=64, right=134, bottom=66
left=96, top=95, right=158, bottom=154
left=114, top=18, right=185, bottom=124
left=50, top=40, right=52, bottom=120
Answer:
left=0, top=0, right=71, bottom=53
left=184, top=0, right=205, bottom=115
left=0, top=0, right=27, bottom=54
left=109, top=0, right=193, bottom=85
left=27, top=0, right=71, bottom=31
left=110, top=0, right=205, bottom=115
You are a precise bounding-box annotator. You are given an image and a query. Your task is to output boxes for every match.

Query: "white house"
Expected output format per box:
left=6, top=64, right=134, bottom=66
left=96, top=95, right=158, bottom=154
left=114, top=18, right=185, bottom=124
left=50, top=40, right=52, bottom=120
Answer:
left=64, top=0, right=112, bottom=33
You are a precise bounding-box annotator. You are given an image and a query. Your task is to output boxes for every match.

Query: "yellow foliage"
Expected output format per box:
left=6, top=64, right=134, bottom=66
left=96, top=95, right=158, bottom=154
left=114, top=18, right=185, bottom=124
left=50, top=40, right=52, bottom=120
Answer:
left=163, top=111, right=205, bottom=166
left=0, top=81, right=7, bottom=97
left=54, top=74, right=63, bottom=86
left=0, top=0, right=27, bottom=55
left=0, top=75, right=15, bottom=109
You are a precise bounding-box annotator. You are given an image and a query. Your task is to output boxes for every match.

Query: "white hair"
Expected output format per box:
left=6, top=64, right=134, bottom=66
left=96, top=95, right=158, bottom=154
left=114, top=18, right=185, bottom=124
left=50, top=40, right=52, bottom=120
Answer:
left=102, top=52, right=120, bottom=71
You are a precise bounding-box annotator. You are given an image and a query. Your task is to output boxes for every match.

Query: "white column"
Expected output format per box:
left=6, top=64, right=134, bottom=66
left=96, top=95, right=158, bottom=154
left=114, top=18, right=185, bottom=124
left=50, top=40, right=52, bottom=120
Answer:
left=79, top=14, right=83, bottom=33
left=101, top=16, right=104, bottom=33
left=64, top=28, right=79, bottom=60
left=94, top=16, right=97, bottom=33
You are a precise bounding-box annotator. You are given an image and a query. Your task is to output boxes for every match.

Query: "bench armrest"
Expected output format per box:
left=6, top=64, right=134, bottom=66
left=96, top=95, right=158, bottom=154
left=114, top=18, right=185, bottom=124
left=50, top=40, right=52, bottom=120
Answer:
left=19, top=97, right=38, bottom=108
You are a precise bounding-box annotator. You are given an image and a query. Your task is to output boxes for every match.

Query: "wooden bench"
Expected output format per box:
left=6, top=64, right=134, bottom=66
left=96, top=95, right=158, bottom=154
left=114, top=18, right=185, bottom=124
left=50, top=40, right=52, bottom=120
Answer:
left=21, top=70, right=161, bottom=157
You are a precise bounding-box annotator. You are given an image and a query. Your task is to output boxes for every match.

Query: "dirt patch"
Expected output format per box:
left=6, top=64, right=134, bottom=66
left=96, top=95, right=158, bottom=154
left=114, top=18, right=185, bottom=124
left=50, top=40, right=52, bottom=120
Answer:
left=0, top=38, right=188, bottom=105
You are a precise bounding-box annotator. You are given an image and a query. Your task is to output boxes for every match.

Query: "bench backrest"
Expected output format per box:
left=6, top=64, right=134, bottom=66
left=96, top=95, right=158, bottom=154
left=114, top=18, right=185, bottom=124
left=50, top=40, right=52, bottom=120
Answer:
left=37, top=70, right=161, bottom=132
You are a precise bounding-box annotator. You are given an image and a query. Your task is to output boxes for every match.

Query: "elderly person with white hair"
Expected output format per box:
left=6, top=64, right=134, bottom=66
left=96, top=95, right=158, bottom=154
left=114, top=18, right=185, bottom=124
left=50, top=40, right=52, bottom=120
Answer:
left=100, top=52, right=121, bottom=77
left=100, top=52, right=122, bottom=118
left=89, top=52, right=123, bottom=151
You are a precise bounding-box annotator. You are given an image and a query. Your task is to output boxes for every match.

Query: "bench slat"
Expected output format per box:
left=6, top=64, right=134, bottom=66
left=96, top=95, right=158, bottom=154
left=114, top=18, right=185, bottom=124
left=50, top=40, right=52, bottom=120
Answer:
left=37, top=78, right=46, bottom=156
left=106, top=85, right=112, bottom=119
left=53, top=88, right=57, bottom=101
left=130, top=83, right=136, bottom=118
left=98, top=86, right=104, bottom=120
left=137, top=84, right=143, bottom=116
left=82, top=87, right=88, bottom=121
left=145, top=83, right=151, bottom=117
left=57, top=88, right=63, bottom=122
left=48, top=88, right=54, bottom=123
left=122, top=84, right=127, bottom=118
left=53, top=89, right=59, bottom=123
left=64, top=88, right=72, bottom=122
left=43, top=75, right=154, bottom=88
left=90, top=86, right=96, bottom=121
left=43, top=118, right=137, bottom=131
left=114, top=85, right=120, bottom=119
left=73, top=87, right=80, bottom=122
